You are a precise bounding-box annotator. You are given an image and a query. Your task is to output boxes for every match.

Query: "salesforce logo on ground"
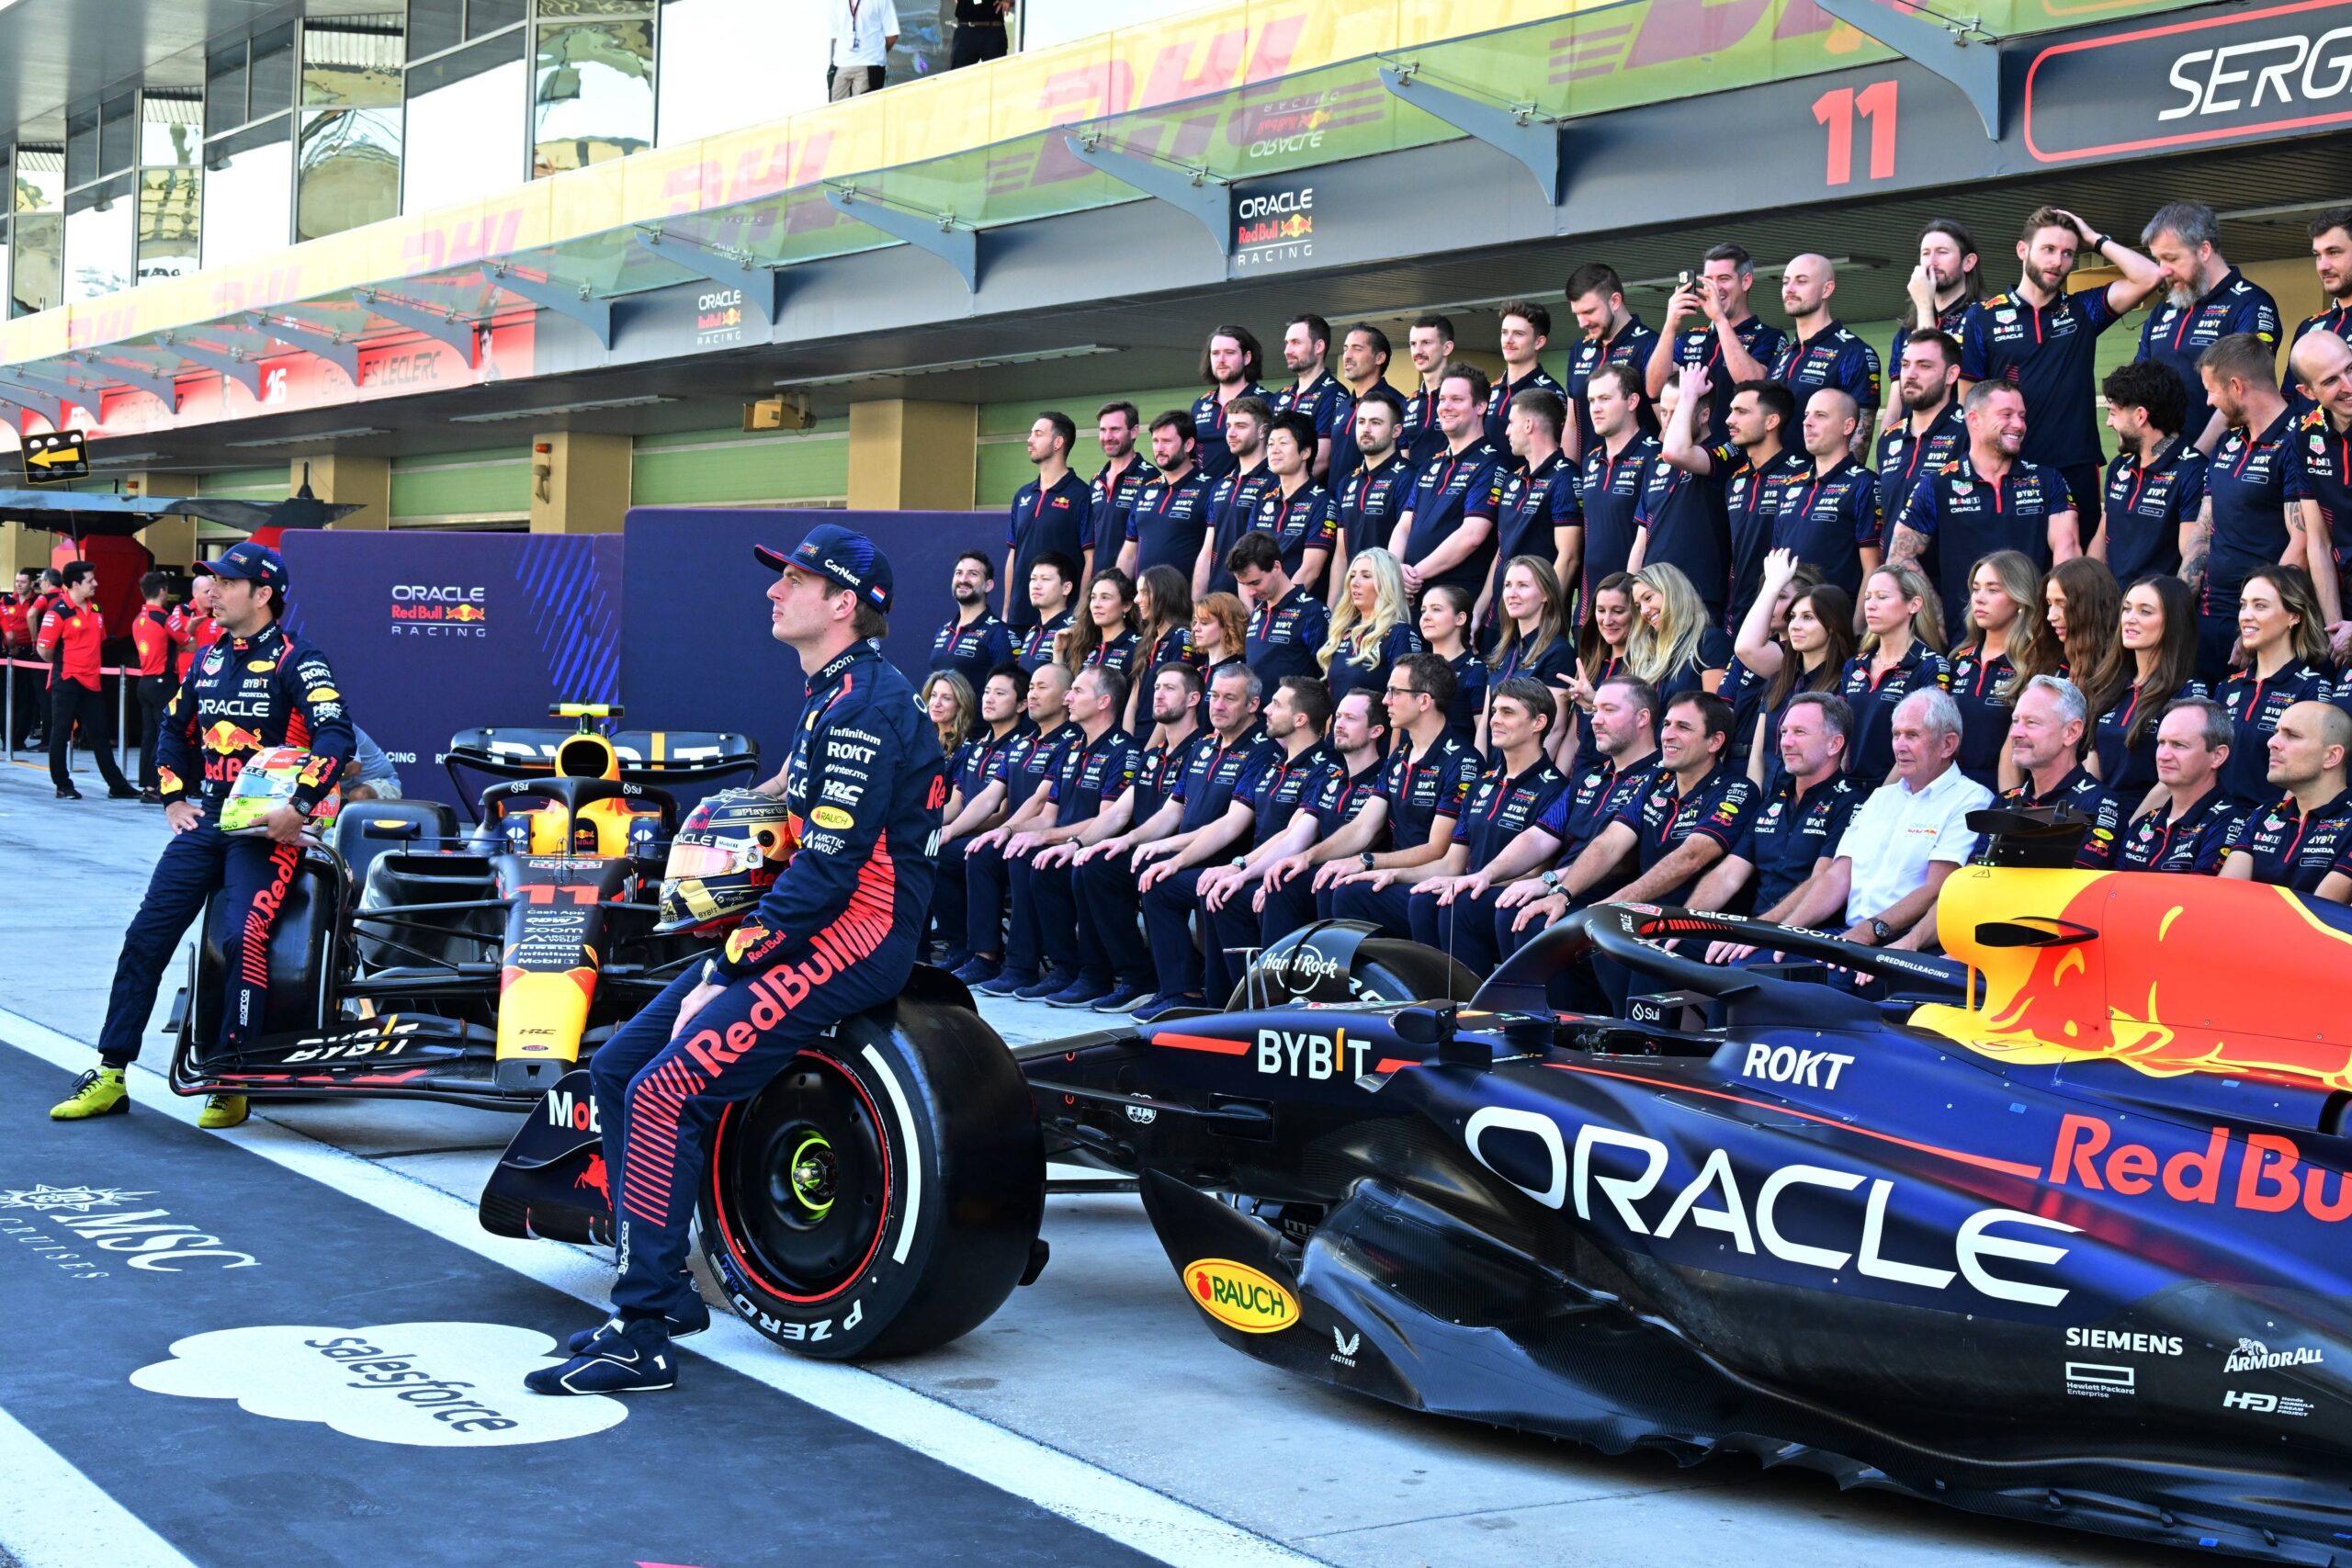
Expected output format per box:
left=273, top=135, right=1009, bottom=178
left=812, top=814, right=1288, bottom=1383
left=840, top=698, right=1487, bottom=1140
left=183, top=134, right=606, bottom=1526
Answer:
left=130, top=1321, right=628, bottom=1447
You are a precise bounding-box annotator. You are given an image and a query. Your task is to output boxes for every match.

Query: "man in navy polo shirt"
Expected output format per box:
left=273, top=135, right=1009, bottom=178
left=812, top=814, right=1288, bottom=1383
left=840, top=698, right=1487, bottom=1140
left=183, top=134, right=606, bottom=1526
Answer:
left=1400, top=314, right=1458, bottom=467
left=1695, top=692, right=1870, bottom=949
left=2191, top=333, right=2308, bottom=681
left=2080, top=698, right=2240, bottom=874
left=1327, top=653, right=1482, bottom=936
left=1089, top=400, right=1157, bottom=546
left=1661, top=371, right=1804, bottom=621
left=1563, top=262, right=1658, bottom=463
left=2096, top=360, right=2204, bottom=583
left=1196, top=395, right=1280, bottom=598
left=1117, top=410, right=1215, bottom=581
left=2224, top=699, right=2352, bottom=895
left=1646, top=242, right=1788, bottom=448
left=1772, top=388, right=1881, bottom=597
left=1332, top=323, right=1394, bottom=481
left=1464, top=672, right=1663, bottom=928
left=1633, top=371, right=1733, bottom=621
left=1193, top=676, right=1343, bottom=980
left=2291, top=328, right=2352, bottom=636
left=1230, top=529, right=1329, bottom=684
left=1888, top=380, right=2079, bottom=637
left=1005, top=409, right=1093, bottom=628
left=1874, top=330, right=1967, bottom=544
left=1484, top=388, right=1580, bottom=637
left=1012, top=554, right=1078, bottom=674
left=928, top=550, right=1013, bottom=689
left=1960, top=205, right=2163, bottom=523
left=1769, top=254, right=1881, bottom=457
left=1250, top=411, right=1340, bottom=588
left=2286, top=207, right=2352, bottom=412
left=1577, top=363, right=1663, bottom=609
left=1886, top=219, right=1983, bottom=398
left=1390, top=366, right=1507, bottom=600
left=2138, top=202, right=2281, bottom=456
left=1485, top=300, right=1565, bottom=448
left=1271, top=312, right=1353, bottom=482
left=995, top=664, right=1140, bottom=1006
left=1409, top=677, right=1572, bottom=975
left=1338, top=387, right=1415, bottom=577
left=1191, top=323, right=1267, bottom=479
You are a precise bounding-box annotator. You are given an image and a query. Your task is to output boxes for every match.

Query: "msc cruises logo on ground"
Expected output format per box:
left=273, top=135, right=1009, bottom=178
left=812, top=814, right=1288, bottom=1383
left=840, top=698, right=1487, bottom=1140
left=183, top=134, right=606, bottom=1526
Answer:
left=1233, top=183, right=1314, bottom=271
left=1185, top=1258, right=1297, bottom=1332
left=390, top=583, right=489, bottom=638
left=132, top=1322, right=628, bottom=1447
left=0, top=1183, right=155, bottom=1213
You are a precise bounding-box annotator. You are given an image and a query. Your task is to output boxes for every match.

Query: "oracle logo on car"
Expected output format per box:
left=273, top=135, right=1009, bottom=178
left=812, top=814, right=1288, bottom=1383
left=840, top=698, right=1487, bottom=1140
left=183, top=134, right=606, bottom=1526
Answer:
left=1185, top=1258, right=1297, bottom=1333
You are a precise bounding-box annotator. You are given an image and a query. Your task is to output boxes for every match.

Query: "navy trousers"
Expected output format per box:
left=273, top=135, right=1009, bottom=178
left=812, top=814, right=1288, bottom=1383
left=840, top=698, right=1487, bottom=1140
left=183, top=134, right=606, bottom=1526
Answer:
left=1075, top=847, right=1153, bottom=989
left=1408, top=885, right=1505, bottom=976
left=98, top=819, right=303, bottom=1064
left=1327, top=877, right=1414, bottom=938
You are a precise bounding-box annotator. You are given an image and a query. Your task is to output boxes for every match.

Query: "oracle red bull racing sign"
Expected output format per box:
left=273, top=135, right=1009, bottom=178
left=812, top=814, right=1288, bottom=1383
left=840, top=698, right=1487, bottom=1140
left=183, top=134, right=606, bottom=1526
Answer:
left=390, top=583, right=489, bottom=638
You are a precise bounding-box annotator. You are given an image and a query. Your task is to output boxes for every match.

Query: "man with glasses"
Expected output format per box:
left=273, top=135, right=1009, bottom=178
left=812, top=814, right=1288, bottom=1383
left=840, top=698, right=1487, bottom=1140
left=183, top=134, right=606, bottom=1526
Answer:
left=1327, top=654, right=1482, bottom=936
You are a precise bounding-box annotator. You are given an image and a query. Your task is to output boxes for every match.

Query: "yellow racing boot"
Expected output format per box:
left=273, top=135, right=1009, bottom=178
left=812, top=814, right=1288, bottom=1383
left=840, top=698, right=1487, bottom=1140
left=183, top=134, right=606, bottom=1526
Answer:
left=197, top=1093, right=250, bottom=1130
left=51, top=1067, right=129, bottom=1121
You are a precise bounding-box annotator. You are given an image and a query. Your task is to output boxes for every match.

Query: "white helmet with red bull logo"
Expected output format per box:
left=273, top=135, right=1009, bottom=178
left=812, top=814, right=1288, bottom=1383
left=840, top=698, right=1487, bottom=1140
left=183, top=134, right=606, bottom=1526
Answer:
left=656, top=788, right=797, bottom=935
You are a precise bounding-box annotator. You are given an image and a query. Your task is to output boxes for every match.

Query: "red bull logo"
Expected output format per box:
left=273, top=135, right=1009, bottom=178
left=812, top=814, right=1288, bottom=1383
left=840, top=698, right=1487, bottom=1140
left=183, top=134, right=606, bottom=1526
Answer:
left=1914, top=868, right=2352, bottom=1096
left=447, top=604, right=488, bottom=624
left=202, top=721, right=264, bottom=755
left=2050, top=1113, right=2352, bottom=1224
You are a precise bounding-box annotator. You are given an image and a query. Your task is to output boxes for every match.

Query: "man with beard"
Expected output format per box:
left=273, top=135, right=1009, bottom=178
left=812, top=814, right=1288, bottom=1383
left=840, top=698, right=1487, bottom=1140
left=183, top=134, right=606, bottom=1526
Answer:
left=1562, top=262, right=1659, bottom=463
left=2288, top=207, right=2352, bottom=411
left=1659, top=370, right=1804, bottom=620
left=1270, top=313, right=1352, bottom=482
left=2137, top=201, right=2281, bottom=456
left=1196, top=396, right=1281, bottom=599
left=2188, top=332, right=2306, bottom=680
left=1331, top=323, right=1393, bottom=481
left=1960, top=206, right=2163, bottom=524
left=1089, top=401, right=1156, bottom=546
left=1768, top=254, right=1881, bottom=457
left=1872, top=331, right=1967, bottom=568
left=1118, top=411, right=1214, bottom=581
left=2290, top=326, right=2352, bottom=640
left=1889, top=381, right=2079, bottom=637
left=2095, top=360, right=2203, bottom=583
left=1191, top=324, right=1267, bottom=480
left=928, top=550, right=1012, bottom=690
left=1886, top=219, right=1982, bottom=400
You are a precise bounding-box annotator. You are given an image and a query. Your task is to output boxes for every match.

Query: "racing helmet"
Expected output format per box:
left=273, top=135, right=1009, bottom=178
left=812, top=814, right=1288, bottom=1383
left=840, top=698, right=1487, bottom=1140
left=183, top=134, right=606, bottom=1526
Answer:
left=656, top=789, right=797, bottom=934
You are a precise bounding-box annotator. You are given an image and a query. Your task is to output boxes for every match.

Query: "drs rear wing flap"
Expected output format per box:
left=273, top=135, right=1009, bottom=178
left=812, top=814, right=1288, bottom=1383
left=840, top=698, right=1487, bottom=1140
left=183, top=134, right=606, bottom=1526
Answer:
left=443, top=727, right=761, bottom=787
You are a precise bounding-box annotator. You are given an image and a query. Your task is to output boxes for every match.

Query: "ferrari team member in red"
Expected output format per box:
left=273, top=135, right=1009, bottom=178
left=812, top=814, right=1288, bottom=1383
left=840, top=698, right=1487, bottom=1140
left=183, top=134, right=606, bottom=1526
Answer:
left=535, top=525, right=944, bottom=1396
left=35, top=560, right=137, bottom=801
left=172, top=570, right=222, bottom=679
left=1, top=566, right=38, bottom=749
left=130, top=570, right=186, bottom=803
left=51, top=542, right=352, bottom=1130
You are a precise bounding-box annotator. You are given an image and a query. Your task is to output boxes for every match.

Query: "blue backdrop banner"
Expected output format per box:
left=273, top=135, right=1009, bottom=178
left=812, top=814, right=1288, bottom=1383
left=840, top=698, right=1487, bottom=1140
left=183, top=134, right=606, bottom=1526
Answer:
left=279, top=531, right=624, bottom=801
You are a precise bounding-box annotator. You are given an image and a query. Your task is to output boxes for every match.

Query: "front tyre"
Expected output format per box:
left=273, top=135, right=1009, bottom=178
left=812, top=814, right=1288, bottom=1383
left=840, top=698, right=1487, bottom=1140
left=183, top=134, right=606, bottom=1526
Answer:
left=696, top=995, right=1043, bottom=1360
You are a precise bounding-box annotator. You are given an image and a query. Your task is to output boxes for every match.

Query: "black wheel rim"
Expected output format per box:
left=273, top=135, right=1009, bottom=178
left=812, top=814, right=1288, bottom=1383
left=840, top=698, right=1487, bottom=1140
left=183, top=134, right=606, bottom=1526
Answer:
left=720, top=1055, right=891, bottom=1303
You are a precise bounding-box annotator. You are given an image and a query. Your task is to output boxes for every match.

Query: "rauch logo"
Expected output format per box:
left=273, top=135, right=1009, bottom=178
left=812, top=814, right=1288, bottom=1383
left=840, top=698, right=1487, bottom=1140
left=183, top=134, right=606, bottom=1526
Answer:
left=1186, top=1258, right=1296, bottom=1333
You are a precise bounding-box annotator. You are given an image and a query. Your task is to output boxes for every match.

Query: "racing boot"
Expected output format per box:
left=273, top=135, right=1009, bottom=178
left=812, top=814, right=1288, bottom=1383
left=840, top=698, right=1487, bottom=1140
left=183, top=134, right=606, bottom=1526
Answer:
left=197, top=1093, right=249, bottom=1130
left=526, top=1314, right=675, bottom=1395
left=562, top=1292, right=709, bottom=1354
left=50, top=1066, right=129, bottom=1120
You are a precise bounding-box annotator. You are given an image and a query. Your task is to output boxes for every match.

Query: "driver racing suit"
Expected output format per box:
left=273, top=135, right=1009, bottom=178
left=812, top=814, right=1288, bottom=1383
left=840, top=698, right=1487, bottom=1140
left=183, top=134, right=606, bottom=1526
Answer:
left=96, top=619, right=352, bottom=1064
left=590, top=638, right=944, bottom=1322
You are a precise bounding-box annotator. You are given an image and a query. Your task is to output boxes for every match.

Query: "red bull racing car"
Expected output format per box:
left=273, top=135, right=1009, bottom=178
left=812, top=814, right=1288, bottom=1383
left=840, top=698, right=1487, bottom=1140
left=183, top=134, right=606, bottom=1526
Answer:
left=481, top=809, right=2352, bottom=1561
left=165, top=705, right=760, bottom=1110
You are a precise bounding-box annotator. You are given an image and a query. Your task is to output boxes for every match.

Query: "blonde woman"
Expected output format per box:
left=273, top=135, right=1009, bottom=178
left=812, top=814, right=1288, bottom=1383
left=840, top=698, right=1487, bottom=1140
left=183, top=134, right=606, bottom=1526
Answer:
left=1625, top=561, right=1731, bottom=707
left=921, top=670, right=978, bottom=761
left=1318, top=547, right=1421, bottom=714
left=1838, top=562, right=1950, bottom=779
left=1947, top=550, right=2041, bottom=792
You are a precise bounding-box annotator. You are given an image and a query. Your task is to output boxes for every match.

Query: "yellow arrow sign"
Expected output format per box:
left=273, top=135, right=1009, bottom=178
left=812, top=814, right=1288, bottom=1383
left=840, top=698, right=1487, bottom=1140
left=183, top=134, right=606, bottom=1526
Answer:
left=26, top=444, right=79, bottom=468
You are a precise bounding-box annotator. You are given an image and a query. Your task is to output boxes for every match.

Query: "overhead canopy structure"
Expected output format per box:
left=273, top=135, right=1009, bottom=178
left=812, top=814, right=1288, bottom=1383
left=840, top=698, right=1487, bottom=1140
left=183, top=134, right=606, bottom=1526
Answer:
left=0, top=489, right=364, bottom=538
left=0, top=0, right=2204, bottom=437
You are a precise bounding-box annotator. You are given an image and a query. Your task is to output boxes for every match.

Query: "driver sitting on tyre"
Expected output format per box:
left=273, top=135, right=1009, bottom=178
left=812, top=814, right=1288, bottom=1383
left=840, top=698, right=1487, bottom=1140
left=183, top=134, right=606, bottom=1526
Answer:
left=531, top=525, right=944, bottom=1396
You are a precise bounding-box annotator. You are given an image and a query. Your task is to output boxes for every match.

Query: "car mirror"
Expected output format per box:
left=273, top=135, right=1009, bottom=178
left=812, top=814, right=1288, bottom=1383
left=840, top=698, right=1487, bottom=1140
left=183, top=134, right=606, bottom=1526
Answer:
left=363, top=819, right=423, bottom=841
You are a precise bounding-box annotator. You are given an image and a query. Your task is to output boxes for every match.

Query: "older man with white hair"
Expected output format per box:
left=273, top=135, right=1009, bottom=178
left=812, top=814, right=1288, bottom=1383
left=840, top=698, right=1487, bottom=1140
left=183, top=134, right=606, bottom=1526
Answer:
left=1781, top=687, right=1992, bottom=952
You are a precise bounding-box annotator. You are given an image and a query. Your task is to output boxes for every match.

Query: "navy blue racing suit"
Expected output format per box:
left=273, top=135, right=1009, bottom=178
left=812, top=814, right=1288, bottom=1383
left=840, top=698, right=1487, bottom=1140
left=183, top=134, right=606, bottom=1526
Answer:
left=96, top=619, right=352, bottom=1065
left=591, top=639, right=943, bottom=1323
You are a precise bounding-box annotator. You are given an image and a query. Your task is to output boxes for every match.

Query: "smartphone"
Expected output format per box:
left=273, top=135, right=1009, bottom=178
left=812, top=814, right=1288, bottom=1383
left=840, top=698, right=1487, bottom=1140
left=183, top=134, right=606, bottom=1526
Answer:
left=1677, top=269, right=1692, bottom=289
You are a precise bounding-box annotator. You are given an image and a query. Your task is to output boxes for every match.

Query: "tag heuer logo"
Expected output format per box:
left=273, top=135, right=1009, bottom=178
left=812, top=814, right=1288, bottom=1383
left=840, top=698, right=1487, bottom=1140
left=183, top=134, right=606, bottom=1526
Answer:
left=1995, top=308, right=2017, bottom=323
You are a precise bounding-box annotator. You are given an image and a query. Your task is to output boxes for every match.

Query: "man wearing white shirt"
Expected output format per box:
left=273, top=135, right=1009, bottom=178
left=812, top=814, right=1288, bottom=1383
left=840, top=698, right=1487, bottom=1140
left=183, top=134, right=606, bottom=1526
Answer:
left=1782, top=687, right=1991, bottom=952
left=830, top=0, right=900, bottom=99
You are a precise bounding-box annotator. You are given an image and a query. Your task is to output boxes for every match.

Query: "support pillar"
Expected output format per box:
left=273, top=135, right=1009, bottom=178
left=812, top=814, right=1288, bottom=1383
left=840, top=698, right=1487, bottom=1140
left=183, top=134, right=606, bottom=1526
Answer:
left=0, top=522, right=46, bottom=573
left=300, top=454, right=391, bottom=529
left=528, top=432, right=633, bottom=535
left=125, top=472, right=199, bottom=566
left=848, top=400, right=977, bottom=513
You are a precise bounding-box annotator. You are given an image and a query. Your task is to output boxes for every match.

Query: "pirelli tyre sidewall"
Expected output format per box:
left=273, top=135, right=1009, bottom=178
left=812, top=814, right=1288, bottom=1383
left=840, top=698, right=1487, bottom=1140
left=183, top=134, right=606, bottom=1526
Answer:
left=1225, top=934, right=1477, bottom=1012
left=696, top=995, right=1044, bottom=1360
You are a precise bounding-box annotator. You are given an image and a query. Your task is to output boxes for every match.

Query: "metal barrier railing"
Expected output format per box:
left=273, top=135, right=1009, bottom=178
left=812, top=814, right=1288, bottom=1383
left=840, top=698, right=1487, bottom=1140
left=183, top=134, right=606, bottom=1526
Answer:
left=2, top=653, right=145, bottom=780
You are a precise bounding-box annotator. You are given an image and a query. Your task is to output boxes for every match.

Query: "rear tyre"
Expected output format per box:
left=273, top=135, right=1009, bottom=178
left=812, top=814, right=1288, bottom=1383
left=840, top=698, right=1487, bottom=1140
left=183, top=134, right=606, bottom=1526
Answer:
left=696, top=995, right=1043, bottom=1360
left=1225, top=937, right=1476, bottom=1011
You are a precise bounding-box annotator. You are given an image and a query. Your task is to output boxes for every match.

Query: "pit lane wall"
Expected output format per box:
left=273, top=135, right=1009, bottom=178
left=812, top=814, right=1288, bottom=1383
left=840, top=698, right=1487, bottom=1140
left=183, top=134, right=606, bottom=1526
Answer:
left=277, top=510, right=976, bottom=801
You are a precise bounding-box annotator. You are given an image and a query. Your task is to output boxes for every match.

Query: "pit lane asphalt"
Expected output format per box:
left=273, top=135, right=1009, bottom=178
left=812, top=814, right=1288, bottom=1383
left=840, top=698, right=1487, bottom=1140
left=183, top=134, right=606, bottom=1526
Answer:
left=0, top=757, right=2181, bottom=1568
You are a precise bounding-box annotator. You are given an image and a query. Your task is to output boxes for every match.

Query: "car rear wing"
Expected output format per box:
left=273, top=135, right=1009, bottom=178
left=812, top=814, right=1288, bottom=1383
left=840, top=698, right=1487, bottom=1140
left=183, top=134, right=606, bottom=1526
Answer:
left=442, top=726, right=761, bottom=788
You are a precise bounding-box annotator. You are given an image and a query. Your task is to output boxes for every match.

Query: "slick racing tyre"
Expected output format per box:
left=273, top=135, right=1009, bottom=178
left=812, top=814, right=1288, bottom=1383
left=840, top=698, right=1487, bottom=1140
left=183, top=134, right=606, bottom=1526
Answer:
left=696, top=994, right=1044, bottom=1360
left=1225, top=922, right=1477, bottom=1011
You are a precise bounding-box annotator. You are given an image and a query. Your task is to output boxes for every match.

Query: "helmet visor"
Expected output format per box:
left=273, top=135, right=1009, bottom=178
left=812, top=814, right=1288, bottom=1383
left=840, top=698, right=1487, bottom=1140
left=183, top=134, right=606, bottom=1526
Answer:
left=663, top=836, right=763, bottom=881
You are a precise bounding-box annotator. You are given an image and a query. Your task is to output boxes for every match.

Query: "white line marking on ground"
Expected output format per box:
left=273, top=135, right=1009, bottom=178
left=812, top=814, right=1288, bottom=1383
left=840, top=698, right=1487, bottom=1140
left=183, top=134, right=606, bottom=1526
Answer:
left=0, top=1403, right=199, bottom=1568
left=0, top=1006, right=1323, bottom=1568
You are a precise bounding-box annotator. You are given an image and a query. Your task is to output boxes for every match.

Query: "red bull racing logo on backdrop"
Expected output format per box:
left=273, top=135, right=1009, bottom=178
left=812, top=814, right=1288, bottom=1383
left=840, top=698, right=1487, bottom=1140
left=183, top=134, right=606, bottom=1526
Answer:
left=1233, top=184, right=1314, bottom=270
left=390, top=584, right=490, bottom=638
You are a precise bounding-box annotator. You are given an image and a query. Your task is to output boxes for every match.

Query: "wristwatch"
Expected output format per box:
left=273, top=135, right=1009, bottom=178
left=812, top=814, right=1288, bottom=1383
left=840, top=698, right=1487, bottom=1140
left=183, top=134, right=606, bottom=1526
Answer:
left=1230, top=855, right=1249, bottom=870
left=1869, top=918, right=1895, bottom=942
left=1541, top=870, right=1563, bottom=891
left=1360, top=852, right=1376, bottom=871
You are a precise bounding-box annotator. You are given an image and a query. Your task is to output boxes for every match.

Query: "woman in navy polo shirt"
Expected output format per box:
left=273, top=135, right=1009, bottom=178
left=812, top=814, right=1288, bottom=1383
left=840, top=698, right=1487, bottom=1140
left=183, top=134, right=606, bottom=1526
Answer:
left=922, top=671, right=977, bottom=760
left=2090, top=574, right=2204, bottom=804
left=1626, top=562, right=1731, bottom=710
left=1728, top=547, right=1848, bottom=785
left=1418, top=584, right=1485, bottom=740
left=1945, top=550, right=2041, bottom=793
left=1838, top=562, right=1950, bottom=780
left=1483, top=556, right=1575, bottom=754
left=1319, top=547, right=1422, bottom=716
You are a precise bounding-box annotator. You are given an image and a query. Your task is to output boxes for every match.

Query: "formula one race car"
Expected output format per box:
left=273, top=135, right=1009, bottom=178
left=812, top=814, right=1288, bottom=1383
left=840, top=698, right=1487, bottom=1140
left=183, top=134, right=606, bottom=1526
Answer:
left=164, top=705, right=760, bottom=1110
left=481, top=810, right=2352, bottom=1561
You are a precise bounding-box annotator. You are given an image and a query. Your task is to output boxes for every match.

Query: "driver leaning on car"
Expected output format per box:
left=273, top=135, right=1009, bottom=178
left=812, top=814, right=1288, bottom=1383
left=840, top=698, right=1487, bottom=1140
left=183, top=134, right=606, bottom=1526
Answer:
left=51, top=541, right=352, bottom=1131
left=532, top=525, right=943, bottom=1397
